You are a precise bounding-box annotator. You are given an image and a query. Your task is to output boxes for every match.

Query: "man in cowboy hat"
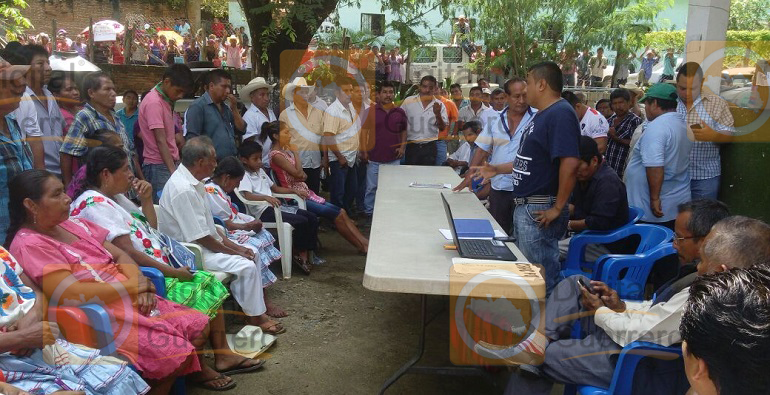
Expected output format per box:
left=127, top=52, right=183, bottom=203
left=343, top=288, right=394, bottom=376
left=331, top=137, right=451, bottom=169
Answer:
left=279, top=77, right=325, bottom=193
left=241, top=76, right=277, bottom=169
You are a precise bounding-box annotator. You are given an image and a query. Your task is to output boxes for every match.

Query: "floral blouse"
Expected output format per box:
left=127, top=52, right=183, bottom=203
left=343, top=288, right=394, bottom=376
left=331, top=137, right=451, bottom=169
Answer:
left=0, top=246, right=36, bottom=328
left=204, top=182, right=258, bottom=237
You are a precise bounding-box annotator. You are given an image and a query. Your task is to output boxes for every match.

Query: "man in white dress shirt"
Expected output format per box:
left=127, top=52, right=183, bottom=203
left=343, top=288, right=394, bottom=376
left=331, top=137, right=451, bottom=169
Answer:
left=241, top=77, right=277, bottom=168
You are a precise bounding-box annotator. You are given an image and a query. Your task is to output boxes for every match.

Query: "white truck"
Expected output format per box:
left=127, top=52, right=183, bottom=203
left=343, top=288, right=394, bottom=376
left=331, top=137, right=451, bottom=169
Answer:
left=408, top=44, right=482, bottom=84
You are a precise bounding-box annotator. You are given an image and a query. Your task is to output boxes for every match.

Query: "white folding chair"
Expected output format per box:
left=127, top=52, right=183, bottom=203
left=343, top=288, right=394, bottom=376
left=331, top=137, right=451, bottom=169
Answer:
left=233, top=190, right=305, bottom=279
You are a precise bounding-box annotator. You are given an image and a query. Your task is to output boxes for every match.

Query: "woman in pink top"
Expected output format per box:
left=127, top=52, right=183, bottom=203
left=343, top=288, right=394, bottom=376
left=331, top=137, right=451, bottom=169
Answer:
left=48, top=73, right=83, bottom=137
left=7, top=169, right=239, bottom=393
left=225, top=36, right=242, bottom=69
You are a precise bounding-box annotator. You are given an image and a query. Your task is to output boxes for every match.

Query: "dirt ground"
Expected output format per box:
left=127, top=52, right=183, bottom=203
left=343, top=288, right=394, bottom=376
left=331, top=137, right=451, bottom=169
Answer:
left=188, top=219, right=561, bottom=395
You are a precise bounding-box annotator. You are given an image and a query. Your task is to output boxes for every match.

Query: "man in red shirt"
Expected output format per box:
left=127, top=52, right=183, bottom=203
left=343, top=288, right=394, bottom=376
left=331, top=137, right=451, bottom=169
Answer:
left=211, top=17, right=226, bottom=38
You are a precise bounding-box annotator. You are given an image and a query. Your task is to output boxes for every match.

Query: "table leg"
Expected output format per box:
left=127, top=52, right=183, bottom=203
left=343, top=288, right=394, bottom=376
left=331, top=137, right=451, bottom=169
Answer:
left=378, top=294, right=495, bottom=394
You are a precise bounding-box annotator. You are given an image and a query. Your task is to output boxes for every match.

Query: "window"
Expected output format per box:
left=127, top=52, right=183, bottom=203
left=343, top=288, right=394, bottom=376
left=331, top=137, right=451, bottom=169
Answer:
left=443, top=47, right=463, bottom=63
left=413, top=46, right=437, bottom=64
left=361, top=13, right=385, bottom=36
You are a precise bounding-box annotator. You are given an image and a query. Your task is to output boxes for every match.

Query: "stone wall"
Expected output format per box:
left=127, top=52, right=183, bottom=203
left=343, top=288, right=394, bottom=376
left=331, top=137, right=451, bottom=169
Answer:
left=98, top=63, right=253, bottom=94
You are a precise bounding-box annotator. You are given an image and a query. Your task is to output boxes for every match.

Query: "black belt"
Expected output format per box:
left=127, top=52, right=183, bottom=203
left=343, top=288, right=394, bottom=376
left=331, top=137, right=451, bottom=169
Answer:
left=513, top=195, right=557, bottom=205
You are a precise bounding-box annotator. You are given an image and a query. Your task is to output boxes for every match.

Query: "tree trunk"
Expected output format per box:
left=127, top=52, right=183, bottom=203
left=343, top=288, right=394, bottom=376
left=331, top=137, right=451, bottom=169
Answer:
left=187, top=0, right=202, bottom=33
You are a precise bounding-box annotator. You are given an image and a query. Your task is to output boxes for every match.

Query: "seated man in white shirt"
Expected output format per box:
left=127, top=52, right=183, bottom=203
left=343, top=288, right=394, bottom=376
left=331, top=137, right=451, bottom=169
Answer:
left=477, top=199, right=736, bottom=395
left=445, top=120, right=480, bottom=177
left=158, top=136, right=285, bottom=334
left=562, top=90, right=610, bottom=154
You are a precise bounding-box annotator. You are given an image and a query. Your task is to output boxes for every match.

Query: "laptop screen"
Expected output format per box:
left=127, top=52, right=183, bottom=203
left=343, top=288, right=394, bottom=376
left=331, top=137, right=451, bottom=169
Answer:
left=440, top=193, right=464, bottom=255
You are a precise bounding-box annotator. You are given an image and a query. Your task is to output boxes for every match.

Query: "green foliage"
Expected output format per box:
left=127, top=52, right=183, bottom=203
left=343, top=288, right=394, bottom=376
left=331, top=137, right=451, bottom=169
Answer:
left=202, top=0, right=229, bottom=17
left=0, top=0, right=32, bottom=39
left=728, top=0, right=770, bottom=31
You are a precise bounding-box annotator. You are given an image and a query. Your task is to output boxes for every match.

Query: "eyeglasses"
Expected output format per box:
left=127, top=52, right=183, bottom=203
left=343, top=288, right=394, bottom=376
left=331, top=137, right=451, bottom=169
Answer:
left=673, top=235, right=697, bottom=244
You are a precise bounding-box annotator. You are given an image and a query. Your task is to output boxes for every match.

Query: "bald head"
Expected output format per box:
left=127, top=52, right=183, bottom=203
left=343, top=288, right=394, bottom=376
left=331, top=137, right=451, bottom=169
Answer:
left=698, top=216, right=770, bottom=274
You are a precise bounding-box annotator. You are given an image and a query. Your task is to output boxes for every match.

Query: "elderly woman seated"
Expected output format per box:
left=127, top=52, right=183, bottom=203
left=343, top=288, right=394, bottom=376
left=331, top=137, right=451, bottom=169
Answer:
left=67, top=146, right=265, bottom=385
left=7, top=170, right=239, bottom=393
left=0, top=244, right=149, bottom=395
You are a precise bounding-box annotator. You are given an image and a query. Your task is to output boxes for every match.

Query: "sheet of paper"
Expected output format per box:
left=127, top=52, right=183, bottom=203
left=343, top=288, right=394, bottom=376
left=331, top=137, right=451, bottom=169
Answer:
left=439, top=228, right=507, bottom=240
left=409, top=182, right=452, bottom=189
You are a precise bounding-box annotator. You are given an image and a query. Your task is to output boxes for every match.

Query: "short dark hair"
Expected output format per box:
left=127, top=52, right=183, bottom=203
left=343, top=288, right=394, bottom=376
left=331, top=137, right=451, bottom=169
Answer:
left=122, top=89, right=139, bottom=99
left=561, top=90, right=579, bottom=107
left=462, top=120, right=481, bottom=134
left=335, top=75, right=354, bottom=90
left=20, top=44, right=49, bottom=64
left=238, top=141, right=263, bottom=159
left=503, top=77, right=526, bottom=95
left=677, top=61, right=704, bottom=82
left=207, top=69, right=232, bottom=86
left=595, top=98, right=610, bottom=108
left=528, top=61, right=563, bottom=93
left=449, top=83, right=461, bottom=91
left=609, top=88, right=631, bottom=102
left=491, top=88, right=505, bottom=97
left=82, top=72, right=112, bottom=101
left=649, top=97, right=678, bottom=111
left=212, top=156, right=246, bottom=179
left=681, top=265, right=770, bottom=395
left=677, top=199, right=730, bottom=238
left=420, top=75, right=437, bottom=85
left=163, top=63, right=194, bottom=91
left=377, top=80, right=395, bottom=93
left=47, top=72, right=72, bottom=95
left=476, top=77, right=488, bottom=84
left=578, top=135, right=600, bottom=163
left=469, top=86, right=482, bottom=95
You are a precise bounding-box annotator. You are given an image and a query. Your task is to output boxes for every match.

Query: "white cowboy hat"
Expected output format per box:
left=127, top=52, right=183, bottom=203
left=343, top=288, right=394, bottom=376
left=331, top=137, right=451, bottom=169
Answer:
left=225, top=325, right=276, bottom=359
left=282, top=76, right=315, bottom=99
left=240, top=77, right=276, bottom=102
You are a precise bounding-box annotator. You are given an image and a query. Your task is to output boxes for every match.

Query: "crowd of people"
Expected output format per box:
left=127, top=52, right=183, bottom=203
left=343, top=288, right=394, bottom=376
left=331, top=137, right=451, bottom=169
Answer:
left=0, top=33, right=767, bottom=394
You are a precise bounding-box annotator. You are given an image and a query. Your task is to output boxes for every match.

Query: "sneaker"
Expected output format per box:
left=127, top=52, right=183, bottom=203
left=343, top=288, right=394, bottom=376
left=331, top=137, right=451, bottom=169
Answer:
left=473, top=332, right=547, bottom=366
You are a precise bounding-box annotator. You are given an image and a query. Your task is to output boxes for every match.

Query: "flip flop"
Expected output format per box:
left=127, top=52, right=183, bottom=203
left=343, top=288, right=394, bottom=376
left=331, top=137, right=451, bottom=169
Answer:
left=191, top=374, right=236, bottom=391
left=293, top=256, right=312, bottom=274
left=259, top=320, right=286, bottom=335
left=216, top=358, right=265, bottom=376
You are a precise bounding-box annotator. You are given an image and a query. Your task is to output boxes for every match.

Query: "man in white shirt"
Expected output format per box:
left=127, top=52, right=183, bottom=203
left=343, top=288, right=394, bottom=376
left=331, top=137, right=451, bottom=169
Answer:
left=158, top=136, right=284, bottom=333
left=588, top=47, right=608, bottom=87
left=322, top=76, right=361, bottom=213
left=478, top=88, right=507, bottom=129
left=457, top=86, right=488, bottom=132
left=477, top=199, right=734, bottom=395
left=562, top=90, right=609, bottom=154
left=400, top=75, right=448, bottom=166
left=240, top=77, right=277, bottom=168
left=280, top=77, right=324, bottom=193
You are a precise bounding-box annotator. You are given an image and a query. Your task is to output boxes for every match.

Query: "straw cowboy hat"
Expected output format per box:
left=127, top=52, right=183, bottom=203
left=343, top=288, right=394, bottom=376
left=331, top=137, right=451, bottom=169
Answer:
left=225, top=325, right=276, bottom=359
left=240, top=77, right=276, bottom=102
left=282, top=76, right=315, bottom=99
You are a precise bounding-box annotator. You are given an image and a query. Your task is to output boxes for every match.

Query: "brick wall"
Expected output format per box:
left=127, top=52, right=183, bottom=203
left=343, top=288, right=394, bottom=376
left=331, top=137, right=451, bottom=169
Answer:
left=99, top=63, right=253, bottom=95
left=24, top=0, right=183, bottom=37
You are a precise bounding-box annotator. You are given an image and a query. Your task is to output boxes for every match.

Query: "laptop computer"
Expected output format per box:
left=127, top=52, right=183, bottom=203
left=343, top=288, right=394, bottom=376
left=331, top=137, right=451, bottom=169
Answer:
left=441, top=193, right=518, bottom=261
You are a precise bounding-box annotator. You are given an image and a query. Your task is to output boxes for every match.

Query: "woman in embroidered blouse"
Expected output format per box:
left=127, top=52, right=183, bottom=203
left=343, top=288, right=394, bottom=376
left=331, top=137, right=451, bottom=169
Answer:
left=0, top=245, right=149, bottom=395
left=205, top=157, right=286, bottom=317
left=264, top=122, right=369, bottom=254
left=7, top=169, right=238, bottom=393
left=68, top=146, right=265, bottom=382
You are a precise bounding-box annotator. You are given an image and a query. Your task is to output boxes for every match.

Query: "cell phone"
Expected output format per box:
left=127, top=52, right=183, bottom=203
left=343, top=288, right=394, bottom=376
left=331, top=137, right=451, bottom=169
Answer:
left=577, top=278, right=595, bottom=294
left=690, top=123, right=703, bottom=130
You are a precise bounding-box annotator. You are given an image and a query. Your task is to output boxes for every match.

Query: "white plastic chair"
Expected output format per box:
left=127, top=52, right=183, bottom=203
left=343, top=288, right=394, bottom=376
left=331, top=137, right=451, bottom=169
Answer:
left=233, top=190, right=305, bottom=279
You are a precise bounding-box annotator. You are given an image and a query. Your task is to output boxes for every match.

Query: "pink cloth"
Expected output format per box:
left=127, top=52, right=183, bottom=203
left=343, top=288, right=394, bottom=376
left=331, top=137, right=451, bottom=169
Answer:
left=225, top=44, right=242, bottom=68
left=269, top=150, right=325, bottom=204
left=138, top=89, right=179, bottom=165
left=9, top=218, right=207, bottom=380
left=61, top=108, right=75, bottom=137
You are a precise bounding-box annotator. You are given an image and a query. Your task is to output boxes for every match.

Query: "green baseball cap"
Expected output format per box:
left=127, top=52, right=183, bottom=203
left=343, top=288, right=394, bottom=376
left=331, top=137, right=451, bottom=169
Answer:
left=639, top=83, right=678, bottom=103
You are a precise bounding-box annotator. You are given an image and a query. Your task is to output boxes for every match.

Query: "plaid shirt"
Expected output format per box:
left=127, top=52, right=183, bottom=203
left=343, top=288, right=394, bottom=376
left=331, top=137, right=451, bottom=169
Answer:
left=60, top=103, right=135, bottom=171
left=605, top=112, right=643, bottom=178
left=0, top=114, right=33, bottom=244
left=677, top=95, right=735, bottom=180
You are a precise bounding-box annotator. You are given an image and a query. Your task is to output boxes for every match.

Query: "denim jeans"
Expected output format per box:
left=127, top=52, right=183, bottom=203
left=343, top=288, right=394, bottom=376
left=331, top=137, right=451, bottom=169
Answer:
left=435, top=139, right=448, bottom=166
left=690, top=176, right=720, bottom=200
left=142, top=163, right=174, bottom=204
left=512, top=203, right=569, bottom=295
left=355, top=161, right=367, bottom=213
left=364, top=160, right=400, bottom=215
left=329, top=161, right=358, bottom=214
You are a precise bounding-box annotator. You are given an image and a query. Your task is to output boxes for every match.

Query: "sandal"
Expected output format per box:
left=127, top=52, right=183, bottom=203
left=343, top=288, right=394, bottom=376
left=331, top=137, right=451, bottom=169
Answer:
left=293, top=256, right=312, bottom=274
left=191, top=374, right=236, bottom=391
left=216, top=358, right=265, bottom=376
left=259, top=319, right=286, bottom=335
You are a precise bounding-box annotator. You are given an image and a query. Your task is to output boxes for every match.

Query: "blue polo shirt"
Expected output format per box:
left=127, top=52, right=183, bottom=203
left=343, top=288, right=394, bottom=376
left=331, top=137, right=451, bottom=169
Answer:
left=185, top=92, right=237, bottom=159
left=475, top=106, right=535, bottom=192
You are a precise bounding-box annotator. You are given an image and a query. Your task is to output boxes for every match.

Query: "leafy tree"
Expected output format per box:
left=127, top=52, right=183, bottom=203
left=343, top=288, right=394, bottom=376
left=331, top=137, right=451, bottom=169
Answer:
left=0, top=0, right=32, bottom=40
left=728, top=0, right=770, bottom=31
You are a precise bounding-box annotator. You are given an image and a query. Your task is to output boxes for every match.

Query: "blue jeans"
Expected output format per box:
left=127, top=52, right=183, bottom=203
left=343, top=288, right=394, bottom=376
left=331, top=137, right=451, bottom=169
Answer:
left=512, top=203, right=569, bottom=295
left=329, top=161, right=358, bottom=214
left=435, top=140, right=448, bottom=166
left=306, top=199, right=342, bottom=221
left=142, top=163, right=174, bottom=204
left=690, top=176, right=720, bottom=200
left=356, top=161, right=367, bottom=213
left=364, top=160, right=400, bottom=215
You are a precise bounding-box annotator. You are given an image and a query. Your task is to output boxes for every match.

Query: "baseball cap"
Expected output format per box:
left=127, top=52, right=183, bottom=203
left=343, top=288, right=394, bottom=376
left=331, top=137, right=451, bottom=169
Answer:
left=639, top=83, right=678, bottom=103
left=0, top=57, right=29, bottom=81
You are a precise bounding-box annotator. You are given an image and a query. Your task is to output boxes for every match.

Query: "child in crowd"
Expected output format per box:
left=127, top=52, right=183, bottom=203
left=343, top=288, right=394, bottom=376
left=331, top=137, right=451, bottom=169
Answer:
left=446, top=120, right=480, bottom=176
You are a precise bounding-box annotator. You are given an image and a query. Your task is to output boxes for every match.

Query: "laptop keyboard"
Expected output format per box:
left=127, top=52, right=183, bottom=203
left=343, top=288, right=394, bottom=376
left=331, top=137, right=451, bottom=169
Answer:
left=461, top=239, right=496, bottom=256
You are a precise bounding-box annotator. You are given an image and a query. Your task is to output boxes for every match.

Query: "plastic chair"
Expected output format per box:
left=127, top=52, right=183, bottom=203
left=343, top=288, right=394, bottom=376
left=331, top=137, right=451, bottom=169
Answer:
left=594, top=243, right=677, bottom=300
left=561, top=224, right=674, bottom=280
left=573, top=341, right=684, bottom=395
left=233, top=189, right=301, bottom=279
left=213, top=216, right=227, bottom=228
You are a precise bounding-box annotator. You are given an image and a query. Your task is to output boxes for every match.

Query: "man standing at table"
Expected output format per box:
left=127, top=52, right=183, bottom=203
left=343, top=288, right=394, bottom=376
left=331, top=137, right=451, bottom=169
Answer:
left=479, top=62, right=580, bottom=294
left=401, top=75, right=447, bottom=166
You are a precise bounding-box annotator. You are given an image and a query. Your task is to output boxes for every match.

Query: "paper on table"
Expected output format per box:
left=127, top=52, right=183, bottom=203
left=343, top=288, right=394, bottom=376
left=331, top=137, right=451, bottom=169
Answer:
left=439, top=228, right=507, bottom=240
left=409, top=182, right=452, bottom=189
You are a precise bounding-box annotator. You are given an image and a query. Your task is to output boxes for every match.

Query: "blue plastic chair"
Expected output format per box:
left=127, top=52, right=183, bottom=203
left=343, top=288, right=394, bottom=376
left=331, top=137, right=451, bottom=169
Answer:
left=213, top=216, right=227, bottom=228
left=561, top=224, right=674, bottom=280
left=594, top=243, right=677, bottom=300
left=573, top=341, right=684, bottom=395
